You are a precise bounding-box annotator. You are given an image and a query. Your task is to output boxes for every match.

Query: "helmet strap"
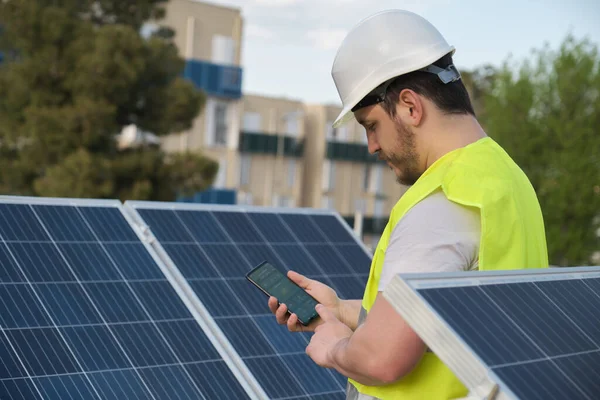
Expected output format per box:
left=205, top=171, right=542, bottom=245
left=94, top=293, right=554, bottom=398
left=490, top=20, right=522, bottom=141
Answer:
left=418, top=64, right=462, bottom=84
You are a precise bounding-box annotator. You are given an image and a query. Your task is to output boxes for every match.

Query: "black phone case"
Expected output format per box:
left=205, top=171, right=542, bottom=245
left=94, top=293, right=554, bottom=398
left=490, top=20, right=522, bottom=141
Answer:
left=245, top=260, right=319, bottom=325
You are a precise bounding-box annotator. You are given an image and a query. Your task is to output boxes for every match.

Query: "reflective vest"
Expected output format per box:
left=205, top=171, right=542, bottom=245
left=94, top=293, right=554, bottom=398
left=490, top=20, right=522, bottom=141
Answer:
left=347, top=137, right=549, bottom=399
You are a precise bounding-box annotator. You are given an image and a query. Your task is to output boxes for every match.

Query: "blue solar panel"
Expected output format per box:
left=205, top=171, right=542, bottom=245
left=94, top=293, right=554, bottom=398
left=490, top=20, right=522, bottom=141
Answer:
left=126, top=202, right=373, bottom=400
left=384, top=267, right=600, bottom=400
left=0, top=197, right=258, bottom=400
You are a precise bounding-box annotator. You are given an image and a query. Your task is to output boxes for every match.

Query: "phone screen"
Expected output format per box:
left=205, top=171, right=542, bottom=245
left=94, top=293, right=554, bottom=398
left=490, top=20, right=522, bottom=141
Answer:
left=247, top=261, right=319, bottom=325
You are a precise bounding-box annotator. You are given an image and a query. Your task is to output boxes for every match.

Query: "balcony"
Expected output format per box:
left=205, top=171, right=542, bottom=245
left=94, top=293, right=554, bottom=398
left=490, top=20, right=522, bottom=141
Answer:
left=184, top=59, right=243, bottom=100
left=326, top=141, right=384, bottom=164
left=239, top=131, right=304, bottom=157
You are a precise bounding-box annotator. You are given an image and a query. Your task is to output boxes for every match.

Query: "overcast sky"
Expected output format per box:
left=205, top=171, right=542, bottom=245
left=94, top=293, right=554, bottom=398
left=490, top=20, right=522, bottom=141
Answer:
left=201, top=0, right=600, bottom=106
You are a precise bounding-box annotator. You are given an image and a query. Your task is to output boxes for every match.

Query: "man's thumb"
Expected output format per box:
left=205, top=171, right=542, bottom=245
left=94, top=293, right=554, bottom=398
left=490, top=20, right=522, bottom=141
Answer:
left=288, top=270, right=310, bottom=289
left=315, top=304, right=335, bottom=321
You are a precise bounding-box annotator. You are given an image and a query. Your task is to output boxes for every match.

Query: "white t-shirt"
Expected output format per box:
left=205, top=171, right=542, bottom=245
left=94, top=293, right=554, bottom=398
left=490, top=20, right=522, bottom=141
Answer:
left=377, top=190, right=481, bottom=292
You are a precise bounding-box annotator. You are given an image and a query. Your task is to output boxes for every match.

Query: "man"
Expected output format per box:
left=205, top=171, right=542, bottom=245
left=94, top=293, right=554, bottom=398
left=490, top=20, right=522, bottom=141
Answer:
left=268, top=9, right=549, bottom=400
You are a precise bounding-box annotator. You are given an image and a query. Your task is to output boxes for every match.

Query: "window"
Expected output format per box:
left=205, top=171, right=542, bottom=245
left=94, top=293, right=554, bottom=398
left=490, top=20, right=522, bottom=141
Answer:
left=371, top=165, right=383, bottom=193
left=277, top=196, right=293, bottom=208
left=359, top=124, right=369, bottom=144
left=321, top=196, right=334, bottom=210
left=239, top=155, right=251, bottom=186
left=322, top=160, right=335, bottom=191
left=214, top=160, right=227, bottom=188
left=287, top=159, right=296, bottom=188
left=242, top=112, right=261, bottom=132
left=285, top=114, right=300, bottom=137
left=214, top=103, right=228, bottom=146
left=336, top=126, right=348, bottom=142
left=325, top=121, right=334, bottom=140
left=212, top=35, right=235, bottom=65
left=238, top=192, right=253, bottom=205
left=363, top=165, right=371, bottom=191
left=354, top=198, right=366, bottom=214
left=325, top=122, right=348, bottom=142
left=374, top=199, right=385, bottom=217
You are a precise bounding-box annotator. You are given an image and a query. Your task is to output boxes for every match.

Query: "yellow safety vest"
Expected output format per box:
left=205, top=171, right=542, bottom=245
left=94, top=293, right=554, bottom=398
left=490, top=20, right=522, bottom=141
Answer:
left=348, top=137, right=549, bottom=399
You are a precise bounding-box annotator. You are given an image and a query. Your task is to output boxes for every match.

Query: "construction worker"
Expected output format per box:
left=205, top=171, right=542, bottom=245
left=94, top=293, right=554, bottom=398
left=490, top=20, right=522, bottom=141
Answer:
left=268, top=9, right=548, bottom=400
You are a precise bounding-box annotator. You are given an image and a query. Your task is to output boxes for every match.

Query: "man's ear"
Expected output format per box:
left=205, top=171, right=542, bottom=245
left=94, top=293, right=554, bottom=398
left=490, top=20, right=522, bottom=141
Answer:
left=397, top=89, right=424, bottom=127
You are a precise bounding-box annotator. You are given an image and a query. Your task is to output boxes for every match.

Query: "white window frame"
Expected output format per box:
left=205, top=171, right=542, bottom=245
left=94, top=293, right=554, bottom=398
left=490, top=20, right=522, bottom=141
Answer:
left=239, top=155, right=251, bottom=186
left=285, top=114, right=300, bottom=137
left=287, top=159, right=296, bottom=188
left=322, top=160, right=335, bottom=191
left=321, top=195, right=334, bottom=210
left=242, top=112, right=261, bottom=132
left=370, top=165, right=383, bottom=194
left=363, top=165, right=371, bottom=191
left=212, top=34, right=235, bottom=65
left=374, top=198, right=385, bottom=217
left=214, top=159, right=227, bottom=188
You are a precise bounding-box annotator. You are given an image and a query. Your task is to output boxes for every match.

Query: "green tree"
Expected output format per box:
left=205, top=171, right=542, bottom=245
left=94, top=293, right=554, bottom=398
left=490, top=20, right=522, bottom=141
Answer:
left=478, top=35, right=600, bottom=266
left=0, top=0, right=218, bottom=201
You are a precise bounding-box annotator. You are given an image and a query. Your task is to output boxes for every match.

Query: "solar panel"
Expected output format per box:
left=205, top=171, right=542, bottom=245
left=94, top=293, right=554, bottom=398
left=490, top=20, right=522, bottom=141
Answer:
left=383, top=266, right=600, bottom=400
left=0, top=196, right=264, bottom=400
left=124, top=201, right=373, bottom=400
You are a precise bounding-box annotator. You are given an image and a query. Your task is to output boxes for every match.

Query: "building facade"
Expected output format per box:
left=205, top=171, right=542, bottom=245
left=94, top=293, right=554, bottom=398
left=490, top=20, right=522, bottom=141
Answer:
left=160, top=0, right=244, bottom=191
left=159, top=0, right=409, bottom=248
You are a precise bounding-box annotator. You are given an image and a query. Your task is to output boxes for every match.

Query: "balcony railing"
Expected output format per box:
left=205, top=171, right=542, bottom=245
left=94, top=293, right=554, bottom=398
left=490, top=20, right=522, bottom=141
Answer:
left=239, top=131, right=304, bottom=157
left=326, top=141, right=384, bottom=164
left=184, top=59, right=243, bottom=100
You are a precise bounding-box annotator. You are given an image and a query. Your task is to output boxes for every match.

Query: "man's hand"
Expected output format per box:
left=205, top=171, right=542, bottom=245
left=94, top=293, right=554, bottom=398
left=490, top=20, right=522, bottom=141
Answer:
left=305, top=304, right=353, bottom=368
left=267, top=270, right=341, bottom=332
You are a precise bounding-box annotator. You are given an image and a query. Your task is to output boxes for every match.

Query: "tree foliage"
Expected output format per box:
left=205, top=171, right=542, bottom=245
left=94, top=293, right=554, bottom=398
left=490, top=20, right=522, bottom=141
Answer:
left=468, top=35, right=600, bottom=266
left=0, top=0, right=217, bottom=201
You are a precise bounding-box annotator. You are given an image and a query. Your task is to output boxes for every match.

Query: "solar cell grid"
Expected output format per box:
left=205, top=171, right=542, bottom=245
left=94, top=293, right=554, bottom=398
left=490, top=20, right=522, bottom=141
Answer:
left=0, top=198, right=257, bottom=400
left=127, top=203, right=373, bottom=400
left=384, top=268, right=600, bottom=400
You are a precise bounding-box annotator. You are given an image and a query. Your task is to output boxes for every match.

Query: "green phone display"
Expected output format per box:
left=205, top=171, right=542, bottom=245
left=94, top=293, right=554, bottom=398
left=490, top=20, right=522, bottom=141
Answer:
left=246, top=261, right=319, bottom=326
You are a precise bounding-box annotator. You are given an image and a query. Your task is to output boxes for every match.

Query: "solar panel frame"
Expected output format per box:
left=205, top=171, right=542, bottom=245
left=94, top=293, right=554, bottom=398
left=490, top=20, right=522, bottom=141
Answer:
left=383, top=266, right=600, bottom=400
left=123, top=200, right=374, bottom=399
left=0, top=195, right=266, bottom=400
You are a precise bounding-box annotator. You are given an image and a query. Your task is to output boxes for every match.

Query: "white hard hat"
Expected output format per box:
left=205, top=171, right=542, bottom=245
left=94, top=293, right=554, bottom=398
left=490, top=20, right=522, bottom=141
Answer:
left=331, top=9, right=457, bottom=128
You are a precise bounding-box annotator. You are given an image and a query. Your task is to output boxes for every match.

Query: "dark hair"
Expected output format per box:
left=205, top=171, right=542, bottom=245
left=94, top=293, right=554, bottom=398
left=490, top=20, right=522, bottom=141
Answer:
left=381, top=53, right=475, bottom=118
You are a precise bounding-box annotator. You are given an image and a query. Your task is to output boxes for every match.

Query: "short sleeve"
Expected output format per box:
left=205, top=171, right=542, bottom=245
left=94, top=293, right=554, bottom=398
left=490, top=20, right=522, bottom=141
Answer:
left=377, top=191, right=481, bottom=292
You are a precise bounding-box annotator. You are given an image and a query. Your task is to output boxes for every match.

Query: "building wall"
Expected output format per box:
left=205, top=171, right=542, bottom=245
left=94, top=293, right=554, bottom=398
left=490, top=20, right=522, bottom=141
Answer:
left=159, top=0, right=244, bottom=191
left=161, top=0, right=243, bottom=63
left=238, top=94, right=305, bottom=207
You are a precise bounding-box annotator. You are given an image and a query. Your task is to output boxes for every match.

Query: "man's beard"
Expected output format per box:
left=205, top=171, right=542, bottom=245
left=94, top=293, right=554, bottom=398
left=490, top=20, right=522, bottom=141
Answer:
left=381, top=120, right=421, bottom=186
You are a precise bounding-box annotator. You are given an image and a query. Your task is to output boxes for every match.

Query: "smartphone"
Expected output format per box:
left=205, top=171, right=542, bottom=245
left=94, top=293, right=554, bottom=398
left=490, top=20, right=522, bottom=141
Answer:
left=246, top=261, right=319, bottom=326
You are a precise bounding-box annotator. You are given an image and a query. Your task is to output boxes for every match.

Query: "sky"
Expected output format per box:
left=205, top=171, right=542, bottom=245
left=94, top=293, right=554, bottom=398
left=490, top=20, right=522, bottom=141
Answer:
left=201, top=0, right=600, bottom=106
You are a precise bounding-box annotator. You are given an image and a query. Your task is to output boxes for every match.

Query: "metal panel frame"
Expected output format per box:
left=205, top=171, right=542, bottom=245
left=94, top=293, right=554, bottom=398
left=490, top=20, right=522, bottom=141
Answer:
left=383, top=266, right=600, bottom=400
left=0, top=195, right=265, bottom=400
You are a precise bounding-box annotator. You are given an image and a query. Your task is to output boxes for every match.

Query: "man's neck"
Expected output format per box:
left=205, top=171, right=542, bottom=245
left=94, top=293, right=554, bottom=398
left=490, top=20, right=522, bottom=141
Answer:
left=423, top=115, right=488, bottom=169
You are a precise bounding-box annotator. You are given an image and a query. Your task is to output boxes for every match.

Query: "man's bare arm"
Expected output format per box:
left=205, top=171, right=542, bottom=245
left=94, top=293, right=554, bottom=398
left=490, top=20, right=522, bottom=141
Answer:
left=339, top=299, right=363, bottom=331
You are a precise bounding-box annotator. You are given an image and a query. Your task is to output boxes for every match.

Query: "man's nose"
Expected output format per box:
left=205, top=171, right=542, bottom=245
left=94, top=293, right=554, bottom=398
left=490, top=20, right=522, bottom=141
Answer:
left=367, top=135, right=380, bottom=155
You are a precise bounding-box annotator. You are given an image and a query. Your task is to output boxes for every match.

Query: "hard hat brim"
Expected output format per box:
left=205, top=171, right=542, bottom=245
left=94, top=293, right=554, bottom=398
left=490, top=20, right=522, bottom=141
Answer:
left=332, top=106, right=355, bottom=128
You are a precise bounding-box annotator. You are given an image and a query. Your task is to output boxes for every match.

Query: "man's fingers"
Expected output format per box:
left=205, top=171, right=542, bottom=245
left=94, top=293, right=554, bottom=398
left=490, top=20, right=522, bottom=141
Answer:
left=287, top=313, right=299, bottom=331
left=275, top=303, right=289, bottom=324
left=287, top=313, right=308, bottom=332
left=268, top=296, right=278, bottom=314
left=287, top=270, right=311, bottom=289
